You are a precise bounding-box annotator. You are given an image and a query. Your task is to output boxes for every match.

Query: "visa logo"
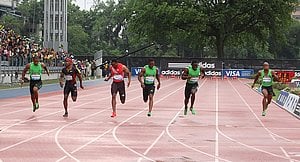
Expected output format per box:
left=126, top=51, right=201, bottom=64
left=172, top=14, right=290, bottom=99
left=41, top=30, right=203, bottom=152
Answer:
left=225, top=71, right=240, bottom=77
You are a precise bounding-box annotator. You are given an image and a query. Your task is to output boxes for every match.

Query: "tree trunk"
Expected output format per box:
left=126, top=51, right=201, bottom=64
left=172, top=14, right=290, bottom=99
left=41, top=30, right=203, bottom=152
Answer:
left=216, top=35, right=225, bottom=59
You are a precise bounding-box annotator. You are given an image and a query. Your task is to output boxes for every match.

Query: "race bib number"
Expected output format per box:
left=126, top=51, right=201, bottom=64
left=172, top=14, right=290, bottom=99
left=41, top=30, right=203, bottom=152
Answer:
left=190, top=77, right=199, bottom=83
left=65, top=75, right=73, bottom=81
left=113, top=74, right=124, bottom=81
left=263, top=77, right=271, bottom=83
left=145, top=76, right=155, bottom=83
left=31, top=74, right=41, bottom=80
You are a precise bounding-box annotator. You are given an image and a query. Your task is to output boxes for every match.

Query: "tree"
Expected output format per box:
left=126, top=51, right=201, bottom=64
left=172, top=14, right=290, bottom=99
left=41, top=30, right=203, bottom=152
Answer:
left=68, top=25, right=89, bottom=55
left=126, top=0, right=297, bottom=58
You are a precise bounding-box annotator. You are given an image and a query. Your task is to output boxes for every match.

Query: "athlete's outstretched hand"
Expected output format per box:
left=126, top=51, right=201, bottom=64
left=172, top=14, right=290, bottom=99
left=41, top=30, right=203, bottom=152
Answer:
left=141, top=83, right=145, bottom=89
left=157, top=83, right=161, bottom=90
left=251, top=84, right=255, bottom=89
left=80, top=84, right=84, bottom=89
left=127, top=81, right=131, bottom=87
left=104, top=78, right=109, bottom=81
left=59, top=82, right=64, bottom=88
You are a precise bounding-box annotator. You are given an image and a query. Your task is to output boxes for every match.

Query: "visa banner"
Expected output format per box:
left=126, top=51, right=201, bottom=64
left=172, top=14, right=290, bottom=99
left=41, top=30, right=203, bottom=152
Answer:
left=131, top=67, right=143, bottom=76
left=222, top=69, right=254, bottom=78
left=276, top=90, right=300, bottom=118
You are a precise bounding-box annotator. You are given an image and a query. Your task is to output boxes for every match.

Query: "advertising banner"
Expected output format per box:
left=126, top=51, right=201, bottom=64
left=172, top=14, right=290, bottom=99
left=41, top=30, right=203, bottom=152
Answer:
left=222, top=69, right=254, bottom=78
left=131, top=67, right=143, bottom=76
left=276, top=90, right=300, bottom=118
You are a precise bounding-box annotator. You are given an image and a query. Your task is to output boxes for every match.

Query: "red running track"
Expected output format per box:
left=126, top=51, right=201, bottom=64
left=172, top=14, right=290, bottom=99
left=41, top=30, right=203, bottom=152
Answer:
left=0, top=78, right=299, bottom=162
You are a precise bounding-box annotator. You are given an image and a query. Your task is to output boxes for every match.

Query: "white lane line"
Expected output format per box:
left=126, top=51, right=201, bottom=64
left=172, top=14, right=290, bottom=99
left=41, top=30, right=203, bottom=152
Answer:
left=55, top=95, right=142, bottom=162
left=0, top=80, right=142, bottom=117
left=0, top=82, right=143, bottom=134
left=113, top=82, right=185, bottom=162
left=216, top=80, right=299, bottom=161
left=137, top=131, right=165, bottom=162
left=280, top=147, right=294, bottom=162
left=241, top=80, right=300, bottom=144
left=228, top=80, right=277, bottom=140
left=55, top=80, right=180, bottom=162
left=215, top=79, right=219, bottom=162
left=0, top=127, right=60, bottom=152
left=165, top=80, right=231, bottom=162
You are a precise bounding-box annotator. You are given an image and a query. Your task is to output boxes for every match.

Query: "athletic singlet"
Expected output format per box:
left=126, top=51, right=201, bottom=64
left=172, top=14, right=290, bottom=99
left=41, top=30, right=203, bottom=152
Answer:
left=29, top=62, right=42, bottom=81
left=110, top=63, right=124, bottom=83
left=187, top=65, right=201, bottom=84
left=260, top=69, right=273, bottom=87
left=62, top=66, right=80, bottom=85
left=144, top=65, right=157, bottom=85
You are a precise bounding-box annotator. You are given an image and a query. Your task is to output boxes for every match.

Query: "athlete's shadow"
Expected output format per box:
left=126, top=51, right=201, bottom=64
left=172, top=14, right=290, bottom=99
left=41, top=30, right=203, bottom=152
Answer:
left=26, top=115, right=37, bottom=121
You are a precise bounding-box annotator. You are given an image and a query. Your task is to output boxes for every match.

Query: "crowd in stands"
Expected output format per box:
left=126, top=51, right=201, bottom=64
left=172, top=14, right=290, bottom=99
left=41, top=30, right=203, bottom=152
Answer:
left=0, top=27, right=66, bottom=66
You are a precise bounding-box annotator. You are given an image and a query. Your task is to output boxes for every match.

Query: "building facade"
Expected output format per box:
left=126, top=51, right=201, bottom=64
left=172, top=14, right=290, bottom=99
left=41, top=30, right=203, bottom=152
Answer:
left=43, top=0, right=68, bottom=51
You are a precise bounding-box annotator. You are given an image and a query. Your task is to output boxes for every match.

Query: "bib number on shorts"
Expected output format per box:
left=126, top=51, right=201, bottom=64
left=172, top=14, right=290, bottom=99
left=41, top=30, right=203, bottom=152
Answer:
left=190, top=77, right=199, bottom=83
left=65, top=75, right=73, bottom=81
left=263, top=77, right=271, bottom=83
left=145, top=76, right=155, bottom=83
left=113, top=74, right=124, bottom=81
left=31, top=74, right=41, bottom=80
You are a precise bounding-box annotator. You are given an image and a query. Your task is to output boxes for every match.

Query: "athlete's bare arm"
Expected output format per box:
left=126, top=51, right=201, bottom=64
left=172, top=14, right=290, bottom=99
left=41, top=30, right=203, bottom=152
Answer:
left=200, top=69, right=205, bottom=79
left=123, top=65, right=131, bottom=87
left=252, top=71, right=261, bottom=88
left=41, top=63, right=50, bottom=76
left=21, top=63, right=30, bottom=82
left=181, top=68, right=190, bottom=80
left=59, top=72, right=65, bottom=88
left=138, top=68, right=146, bottom=88
left=156, top=68, right=161, bottom=90
left=104, top=68, right=112, bottom=81
left=77, top=71, right=84, bottom=89
left=272, top=71, right=279, bottom=82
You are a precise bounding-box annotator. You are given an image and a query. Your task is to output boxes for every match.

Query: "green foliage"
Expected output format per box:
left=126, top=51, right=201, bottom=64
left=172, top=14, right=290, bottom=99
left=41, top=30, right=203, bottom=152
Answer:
left=67, top=25, right=89, bottom=55
left=0, top=14, right=23, bottom=34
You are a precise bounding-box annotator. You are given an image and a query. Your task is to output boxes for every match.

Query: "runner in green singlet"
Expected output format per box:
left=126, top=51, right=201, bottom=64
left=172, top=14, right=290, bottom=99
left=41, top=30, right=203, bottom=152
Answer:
left=138, top=58, right=161, bottom=117
left=252, top=61, right=279, bottom=116
left=21, top=56, right=49, bottom=112
left=181, top=60, right=205, bottom=115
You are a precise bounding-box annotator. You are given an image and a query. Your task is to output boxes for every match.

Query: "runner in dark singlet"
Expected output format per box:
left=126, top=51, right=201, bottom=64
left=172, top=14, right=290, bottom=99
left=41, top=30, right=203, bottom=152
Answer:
left=60, top=58, right=84, bottom=117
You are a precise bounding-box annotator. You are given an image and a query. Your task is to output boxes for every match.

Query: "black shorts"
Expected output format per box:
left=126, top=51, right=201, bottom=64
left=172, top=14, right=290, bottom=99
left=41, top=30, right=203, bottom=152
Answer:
left=111, top=81, right=125, bottom=96
left=64, top=83, right=77, bottom=98
left=143, top=84, right=155, bottom=102
left=30, top=80, right=42, bottom=95
left=261, top=86, right=274, bottom=96
left=185, top=83, right=198, bottom=99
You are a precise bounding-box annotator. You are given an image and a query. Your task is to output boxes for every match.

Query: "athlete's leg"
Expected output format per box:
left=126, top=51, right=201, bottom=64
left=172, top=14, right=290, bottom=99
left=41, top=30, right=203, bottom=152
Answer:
left=111, top=82, right=118, bottom=117
left=143, top=87, right=149, bottom=103
left=112, top=94, right=117, bottom=113
left=63, top=86, right=71, bottom=117
left=119, top=82, right=126, bottom=104
left=184, top=85, right=191, bottom=115
left=148, top=94, right=154, bottom=113
left=33, top=86, right=39, bottom=110
left=262, top=88, right=269, bottom=116
left=190, top=93, right=196, bottom=108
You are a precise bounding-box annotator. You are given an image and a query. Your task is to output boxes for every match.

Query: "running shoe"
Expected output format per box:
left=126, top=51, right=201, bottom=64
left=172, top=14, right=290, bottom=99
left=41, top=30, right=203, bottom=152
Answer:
left=262, top=111, right=266, bottom=116
left=63, top=113, right=68, bottom=118
left=33, top=104, right=36, bottom=112
left=184, top=107, right=188, bottom=115
left=190, top=108, right=196, bottom=115
left=111, top=112, right=117, bottom=118
left=35, top=102, right=39, bottom=110
left=147, top=112, right=152, bottom=117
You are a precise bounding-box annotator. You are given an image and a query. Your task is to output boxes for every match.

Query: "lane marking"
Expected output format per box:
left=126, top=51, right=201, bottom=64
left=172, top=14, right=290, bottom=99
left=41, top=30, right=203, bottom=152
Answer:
left=137, top=131, right=165, bottom=162
left=112, top=81, right=185, bottom=162
left=165, top=80, right=231, bottom=162
left=55, top=80, right=180, bottom=161
left=0, top=81, right=145, bottom=133
left=280, top=147, right=294, bottom=162
left=0, top=127, right=60, bottom=152
left=55, top=95, right=142, bottom=162
left=215, top=79, right=219, bottom=162
left=214, top=81, right=297, bottom=161
left=241, top=80, right=300, bottom=145
left=0, top=81, right=143, bottom=117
